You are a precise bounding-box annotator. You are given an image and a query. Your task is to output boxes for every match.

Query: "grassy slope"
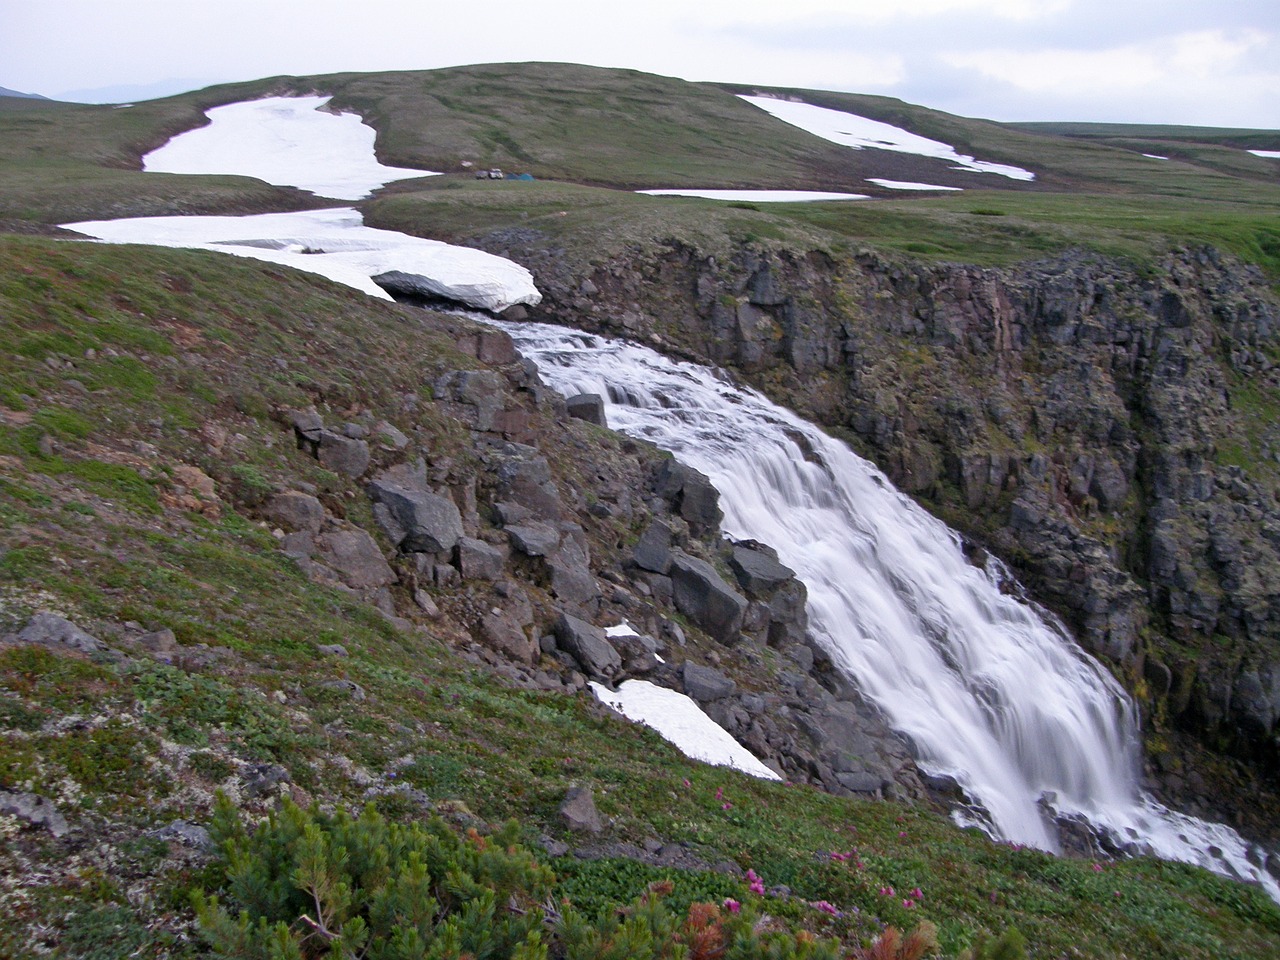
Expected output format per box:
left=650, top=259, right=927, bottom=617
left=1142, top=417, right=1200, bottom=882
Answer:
left=1, top=238, right=1278, bottom=957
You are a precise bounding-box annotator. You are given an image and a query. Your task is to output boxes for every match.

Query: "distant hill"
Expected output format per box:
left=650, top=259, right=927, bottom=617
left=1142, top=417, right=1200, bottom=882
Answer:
left=55, top=77, right=223, bottom=104
left=0, top=85, right=47, bottom=100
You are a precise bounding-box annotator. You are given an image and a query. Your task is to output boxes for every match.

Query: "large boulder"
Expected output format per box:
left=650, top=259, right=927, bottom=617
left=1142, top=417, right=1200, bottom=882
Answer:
left=728, top=544, right=795, bottom=596
left=11, top=613, right=103, bottom=653
left=494, top=444, right=562, bottom=517
left=559, top=785, right=603, bottom=834
left=547, top=525, right=600, bottom=608
left=315, top=529, right=396, bottom=589
left=369, top=475, right=463, bottom=554
left=316, top=430, right=370, bottom=478
left=554, top=613, right=622, bottom=682
left=656, top=460, right=722, bottom=534
left=632, top=520, right=674, bottom=574
left=434, top=370, right=505, bottom=432
left=263, top=491, right=325, bottom=534
left=670, top=552, right=747, bottom=644
left=456, top=537, right=507, bottom=581
left=681, top=662, right=736, bottom=702
left=480, top=609, right=537, bottom=664
left=505, top=522, right=561, bottom=557
left=565, top=393, right=608, bottom=427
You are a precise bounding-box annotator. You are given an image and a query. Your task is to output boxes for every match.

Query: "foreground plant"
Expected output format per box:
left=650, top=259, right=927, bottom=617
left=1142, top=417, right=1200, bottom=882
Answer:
left=193, top=794, right=554, bottom=959
left=192, top=796, right=868, bottom=960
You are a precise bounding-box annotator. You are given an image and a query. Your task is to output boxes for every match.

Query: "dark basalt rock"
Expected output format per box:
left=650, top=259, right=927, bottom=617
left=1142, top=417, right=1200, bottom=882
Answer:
left=369, top=474, right=464, bottom=554
left=554, top=613, right=622, bottom=683
left=565, top=393, right=608, bottom=427
left=669, top=551, right=747, bottom=644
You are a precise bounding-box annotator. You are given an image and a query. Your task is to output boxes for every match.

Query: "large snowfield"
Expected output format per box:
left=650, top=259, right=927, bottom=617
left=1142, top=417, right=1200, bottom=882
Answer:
left=741, top=95, right=1036, bottom=181
left=143, top=95, right=436, bottom=200
left=64, top=207, right=541, bottom=312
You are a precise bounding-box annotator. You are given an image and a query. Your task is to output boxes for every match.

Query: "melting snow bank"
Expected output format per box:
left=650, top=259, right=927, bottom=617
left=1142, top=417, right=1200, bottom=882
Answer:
left=741, top=95, right=1035, bottom=182
left=637, top=189, right=868, bottom=202
left=1250, top=150, right=1280, bottom=159
left=590, top=679, right=781, bottom=781
left=502, top=321, right=1279, bottom=903
left=143, top=95, right=437, bottom=200
left=866, top=179, right=963, bottom=191
left=62, top=208, right=541, bottom=313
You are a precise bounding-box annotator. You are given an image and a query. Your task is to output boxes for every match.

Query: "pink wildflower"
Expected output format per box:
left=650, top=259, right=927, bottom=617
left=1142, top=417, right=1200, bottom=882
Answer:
left=722, top=802, right=733, bottom=810
left=715, top=787, right=724, bottom=800
left=910, top=888, right=923, bottom=901
left=903, top=899, right=916, bottom=909
left=723, top=898, right=741, bottom=914
left=746, top=869, right=765, bottom=895
left=1092, top=863, right=1103, bottom=872
left=879, top=886, right=895, bottom=897
left=682, top=778, right=691, bottom=788
left=813, top=900, right=839, bottom=916
left=898, top=831, right=908, bottom=839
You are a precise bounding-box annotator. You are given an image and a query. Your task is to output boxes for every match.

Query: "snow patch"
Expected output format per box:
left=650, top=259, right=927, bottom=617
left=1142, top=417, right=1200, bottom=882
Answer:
left=741, top=95, right=1035, bottom=181
left=1249, top=149, right=1280, bottom=159
left=590, top=679, right=781, bottom=781
left=62, top=207, right=541, bottom=312
left=866, top=178, right=963, bottom=191
left=143, top=95, right=437, bottom=200
left=1143, top=154, right=1170, bottom=160
left=637, top=189, right=868, bottom=202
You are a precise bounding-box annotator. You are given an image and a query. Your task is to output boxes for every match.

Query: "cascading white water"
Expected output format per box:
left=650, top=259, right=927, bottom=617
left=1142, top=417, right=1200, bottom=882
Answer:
left=501, top=319, right=1280, bottom=901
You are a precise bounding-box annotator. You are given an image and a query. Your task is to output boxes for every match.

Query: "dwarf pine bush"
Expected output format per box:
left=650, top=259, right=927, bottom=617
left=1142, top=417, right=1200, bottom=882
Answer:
left=193, top=794, right=554, bottom=959
left=194, top=797, right=852, bottom=960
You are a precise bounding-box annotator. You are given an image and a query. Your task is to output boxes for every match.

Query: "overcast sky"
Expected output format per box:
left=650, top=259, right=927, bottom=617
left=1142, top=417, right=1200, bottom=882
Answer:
left=3, top=0, right=1277, bottom=128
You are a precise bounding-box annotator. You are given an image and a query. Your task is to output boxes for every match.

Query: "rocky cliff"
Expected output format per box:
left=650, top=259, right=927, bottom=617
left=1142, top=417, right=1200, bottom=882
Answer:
left=483, top=230, right=1280, bottom=832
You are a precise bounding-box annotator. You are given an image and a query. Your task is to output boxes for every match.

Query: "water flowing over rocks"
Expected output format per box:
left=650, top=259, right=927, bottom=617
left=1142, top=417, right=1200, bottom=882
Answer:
left=502, top=318, right=1280, bottom=895
left=494, top=230, right=1280, bottom=824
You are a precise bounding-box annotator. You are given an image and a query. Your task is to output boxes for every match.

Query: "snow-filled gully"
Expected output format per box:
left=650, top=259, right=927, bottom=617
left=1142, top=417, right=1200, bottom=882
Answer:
left=72, top=93, right=1278, bottom=902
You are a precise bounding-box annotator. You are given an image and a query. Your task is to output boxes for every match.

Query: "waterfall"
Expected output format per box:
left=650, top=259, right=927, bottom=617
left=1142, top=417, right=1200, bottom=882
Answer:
left=500, top=319, right=1279, bottom=901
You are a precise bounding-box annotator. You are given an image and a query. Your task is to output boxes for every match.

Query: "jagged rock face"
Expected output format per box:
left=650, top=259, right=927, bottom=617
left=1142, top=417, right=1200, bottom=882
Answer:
left=510, top=234, right=1280, bottom=780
